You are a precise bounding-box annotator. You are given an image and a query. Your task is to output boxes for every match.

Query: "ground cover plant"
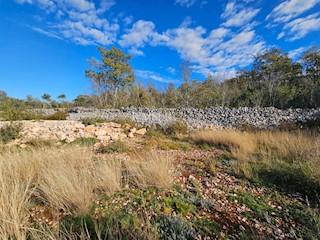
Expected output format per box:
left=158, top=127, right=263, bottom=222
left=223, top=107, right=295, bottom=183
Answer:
left=0, top=127, right=320, bottom=239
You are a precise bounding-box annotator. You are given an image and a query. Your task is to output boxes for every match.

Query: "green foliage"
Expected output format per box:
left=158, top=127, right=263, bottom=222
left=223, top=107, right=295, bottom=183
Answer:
left=81, top=117, right=107, bottom=126
left=45, top=111, right=68, bottom=120
left=85, top=46, right=135, bottom=108
left=158, top=215, right=196, bottom=240
left=97, top=140, right=127, bottom=154
left=251, top=160, right=320, bottom=200
left=164, top=121, right=188, bottom=135
left=0, top=123, right=22, bottom=143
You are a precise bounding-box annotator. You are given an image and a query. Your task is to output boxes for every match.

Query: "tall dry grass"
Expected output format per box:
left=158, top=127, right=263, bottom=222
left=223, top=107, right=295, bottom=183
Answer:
left=126, top=151, right=175, bottom=189
left=192, top=130, right=320, bottom=179
left=0, top=146, right=175, bottom=239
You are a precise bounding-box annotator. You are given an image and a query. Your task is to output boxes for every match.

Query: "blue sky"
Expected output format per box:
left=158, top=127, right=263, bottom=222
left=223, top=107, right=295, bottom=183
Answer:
left=0, top=0, right=319, bottom=100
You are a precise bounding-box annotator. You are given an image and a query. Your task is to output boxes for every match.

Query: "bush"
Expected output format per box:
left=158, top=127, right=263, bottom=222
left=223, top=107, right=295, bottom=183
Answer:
left=97, top=141, right=127, bottom=154
left=0, top=123, right=22, bottom=143
left=45, top=111, right=68, bottom=120
left=158, top=215, right=196, bottom=240
left=81, top=117, right=107, bottom=126
left=164, top=121, right=188, bottom=135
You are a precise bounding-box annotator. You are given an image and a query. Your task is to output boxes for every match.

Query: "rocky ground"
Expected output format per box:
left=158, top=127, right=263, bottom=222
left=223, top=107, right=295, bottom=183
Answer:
left=0, top=120, right=147, bottom=148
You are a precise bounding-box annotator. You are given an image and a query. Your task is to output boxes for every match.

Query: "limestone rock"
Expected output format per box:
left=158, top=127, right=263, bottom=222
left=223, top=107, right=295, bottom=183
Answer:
left=135, top=128, right=147, bottom=135
left=128, top=132, right=134, bottom=138
left=95, top=129, right=107, bottom=137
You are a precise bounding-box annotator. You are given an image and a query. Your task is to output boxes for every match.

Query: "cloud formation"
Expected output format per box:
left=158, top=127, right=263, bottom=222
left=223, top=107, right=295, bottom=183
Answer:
left=221, top=1, right=260, bottom=27
left=267, top=0, right=320, bottom=23
left=175, top=0, right=197, bottom=8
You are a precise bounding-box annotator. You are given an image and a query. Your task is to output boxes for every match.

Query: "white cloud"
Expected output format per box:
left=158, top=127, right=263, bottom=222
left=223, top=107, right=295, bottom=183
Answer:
left=136, top=70, right=180, bottom=83
left=15, top=0, right=33, bottom=4
left=167, top=67, right=177, bottom=74
left=288, top=46, right=307, bottom=59
left=175, top=0, right=197, bottom=8
left=123, top=16, right=134, bottom=26
left=267, top=0, right=320, bottom=23
left=221, top=1, right=260, bottom=27
left=119, top=20, right=156, bottom=48
left=180, top=16, right=193, bottom=28
left=128, top=48, right=144, bottom=56
left=31, top=26, right=63, bottom=40
left=283, top=13, right=320, bottom=40
left=16, top=0, right=119, bottom=45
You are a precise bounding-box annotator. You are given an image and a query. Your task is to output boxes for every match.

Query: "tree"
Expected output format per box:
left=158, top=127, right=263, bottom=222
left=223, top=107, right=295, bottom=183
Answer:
left=252, top=49, right=302, bottom=107
left=301, top=46, right=320, bottom=107
left=85, top=47, right=135, bottom=108
left=57, top=94, right=66, bottom=101
left=41, top=93, right=51, bottom=102
left=179, top=59, right=192, bottom=107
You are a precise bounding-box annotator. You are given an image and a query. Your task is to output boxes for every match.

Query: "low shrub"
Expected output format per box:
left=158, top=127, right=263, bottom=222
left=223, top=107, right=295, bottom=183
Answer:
left=164, top=120, right=188, bottom=135
left=97, top=141, right=128, bottom=154
left=45, top=111, right=68, bottom=120
left=0, top=123, right=22, bottom=143
left=81, top=117, right=107, bottom=126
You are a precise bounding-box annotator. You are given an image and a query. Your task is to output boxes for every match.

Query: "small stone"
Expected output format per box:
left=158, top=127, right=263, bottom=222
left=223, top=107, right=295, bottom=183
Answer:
left=85, top=125, right=96, bottom=134
left=20, top=144, right=28, bottom=149
left=128, top=132, right=134, bottom=138
left=135, top=128, right=147, bottom=135
left=129, top=127, right=137, bottom=134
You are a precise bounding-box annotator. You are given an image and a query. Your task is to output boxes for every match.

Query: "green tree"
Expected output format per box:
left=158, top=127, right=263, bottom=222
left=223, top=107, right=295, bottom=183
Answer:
left=41, top=93, right=52, bottom=108
left=301, top=46, right=320, bottom=107
left=85, top=47, right=135, bottom=108
left=252, top=49, right=302, bottom=107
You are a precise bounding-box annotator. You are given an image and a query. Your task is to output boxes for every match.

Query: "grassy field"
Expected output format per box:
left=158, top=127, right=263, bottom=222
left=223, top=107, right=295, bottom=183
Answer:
left=0, top=124, right=320, bottom=239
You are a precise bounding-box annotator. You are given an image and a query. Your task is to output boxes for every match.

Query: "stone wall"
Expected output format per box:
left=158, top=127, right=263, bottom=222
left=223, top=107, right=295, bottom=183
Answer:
left=68, top=107, right=320, bottom=130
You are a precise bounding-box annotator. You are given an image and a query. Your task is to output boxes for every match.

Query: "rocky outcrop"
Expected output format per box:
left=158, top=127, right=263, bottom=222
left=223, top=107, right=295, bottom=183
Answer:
left=0, top=120, right=146, bottom=146
left=67, top=107, right=320, bottom=130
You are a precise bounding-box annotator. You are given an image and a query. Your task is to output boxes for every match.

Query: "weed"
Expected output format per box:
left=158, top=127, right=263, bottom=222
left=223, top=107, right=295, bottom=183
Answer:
left=0, top=123, right=22, bottom=143
left=97, top=140, right=128, bottom=154
left=158, top=215, right=196, bottom=240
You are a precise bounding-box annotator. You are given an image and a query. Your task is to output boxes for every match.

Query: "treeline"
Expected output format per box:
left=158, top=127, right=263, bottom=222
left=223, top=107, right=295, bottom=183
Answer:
left=1, top=46, right=319, bottom=112
left=81, top=46, right=320, bottom=109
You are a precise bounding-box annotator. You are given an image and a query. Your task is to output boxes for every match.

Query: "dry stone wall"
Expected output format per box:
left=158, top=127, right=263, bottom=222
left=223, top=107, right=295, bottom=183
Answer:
left=68, top=107, right=320, bottom=130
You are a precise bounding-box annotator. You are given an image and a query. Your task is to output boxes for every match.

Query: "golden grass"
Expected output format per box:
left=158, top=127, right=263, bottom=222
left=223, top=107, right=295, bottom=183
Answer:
left=0, top=146, right=175, bottom=239
left=125, top=151, right=175, bottom=189
left=191, top=130, right=320, bottom=179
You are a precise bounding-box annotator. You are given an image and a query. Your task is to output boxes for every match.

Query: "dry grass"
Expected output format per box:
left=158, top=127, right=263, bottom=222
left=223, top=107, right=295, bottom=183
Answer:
left=0, top=146, right=175, bottom=239
left=125, top=151, right=175, bottom=189
left=191, top=130, right=320, bottom=179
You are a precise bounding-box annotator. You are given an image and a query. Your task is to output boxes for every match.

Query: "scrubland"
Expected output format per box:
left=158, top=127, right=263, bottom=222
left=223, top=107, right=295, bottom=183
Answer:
left=0, top=121, right=320, bottom=239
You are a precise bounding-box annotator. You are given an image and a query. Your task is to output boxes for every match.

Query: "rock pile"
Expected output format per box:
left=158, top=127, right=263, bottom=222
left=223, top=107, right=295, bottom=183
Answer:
left=68, top=107, right=320, bottom=130
left=0, top=120, right=147, bottom=146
